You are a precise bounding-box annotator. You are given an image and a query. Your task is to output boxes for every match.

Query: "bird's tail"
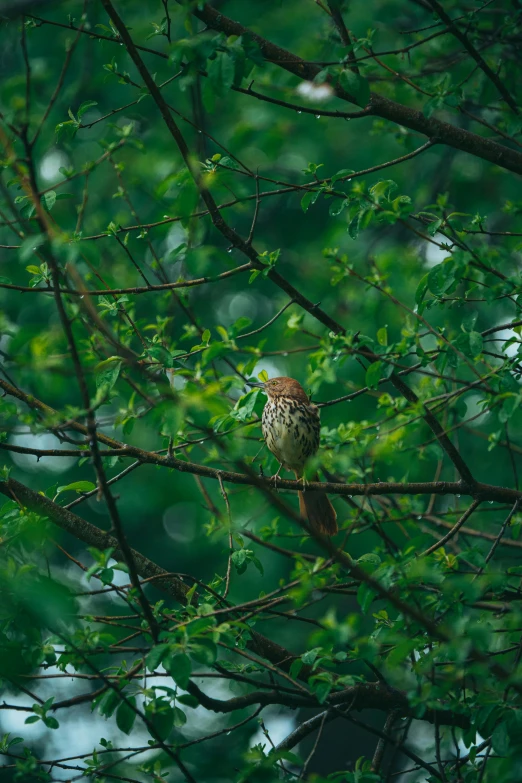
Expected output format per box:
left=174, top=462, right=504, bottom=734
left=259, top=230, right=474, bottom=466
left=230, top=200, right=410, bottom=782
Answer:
left=295, top=472, right=338, bottom=536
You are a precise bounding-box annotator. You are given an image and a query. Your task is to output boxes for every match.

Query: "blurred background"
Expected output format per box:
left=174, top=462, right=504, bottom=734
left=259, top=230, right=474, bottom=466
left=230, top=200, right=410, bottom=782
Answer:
left=1, top=0, right=522, bottom=780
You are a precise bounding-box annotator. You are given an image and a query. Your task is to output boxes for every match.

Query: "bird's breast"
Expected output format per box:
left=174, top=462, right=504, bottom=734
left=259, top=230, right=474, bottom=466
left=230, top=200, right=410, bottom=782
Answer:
left=262, top=398, right=320, bottom=472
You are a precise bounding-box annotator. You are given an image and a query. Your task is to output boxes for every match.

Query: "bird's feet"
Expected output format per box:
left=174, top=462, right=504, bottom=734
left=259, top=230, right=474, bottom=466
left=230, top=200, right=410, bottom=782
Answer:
left=271, top=464, right=283, bottom=492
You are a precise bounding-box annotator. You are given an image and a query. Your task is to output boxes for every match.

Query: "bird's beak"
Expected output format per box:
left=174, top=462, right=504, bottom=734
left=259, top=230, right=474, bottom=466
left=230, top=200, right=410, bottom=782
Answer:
left=246, top=380, right=265, bottom=388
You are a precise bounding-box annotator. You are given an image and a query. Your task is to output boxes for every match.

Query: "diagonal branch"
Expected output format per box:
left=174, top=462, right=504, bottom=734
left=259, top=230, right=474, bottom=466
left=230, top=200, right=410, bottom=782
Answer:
left=98, top=0, right=476, bottom=488
left=425, top=0, right=518, bottom=115
left=182, top=1, right=522, bottom=175
left=421, top=499, right=481, bottom=556
left=0, top=475, right=190, bottom=605
left=0, top=377, right=517, bottom=503
left=1, top=138, right=161, bottom=645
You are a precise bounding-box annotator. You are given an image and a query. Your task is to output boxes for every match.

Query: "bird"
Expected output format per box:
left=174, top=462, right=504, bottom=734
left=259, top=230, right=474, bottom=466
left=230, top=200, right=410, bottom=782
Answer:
left=247, top=376, right=338, bottom=536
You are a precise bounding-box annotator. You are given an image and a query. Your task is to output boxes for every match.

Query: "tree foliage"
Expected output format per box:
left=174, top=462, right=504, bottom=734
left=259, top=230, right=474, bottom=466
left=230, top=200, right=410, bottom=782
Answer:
left=1, top=0, right=522, bottom=781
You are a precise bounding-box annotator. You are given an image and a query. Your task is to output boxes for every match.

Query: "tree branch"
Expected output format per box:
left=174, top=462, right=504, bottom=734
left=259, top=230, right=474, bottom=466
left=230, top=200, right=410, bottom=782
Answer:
left=0, top=377, right=518, bottom=504
left=183, top=1, right=522, bottom=175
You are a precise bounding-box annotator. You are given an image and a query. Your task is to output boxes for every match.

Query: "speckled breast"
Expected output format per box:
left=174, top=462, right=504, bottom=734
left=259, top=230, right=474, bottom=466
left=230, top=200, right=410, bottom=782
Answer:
left=261, top=396, right=320, bottom=472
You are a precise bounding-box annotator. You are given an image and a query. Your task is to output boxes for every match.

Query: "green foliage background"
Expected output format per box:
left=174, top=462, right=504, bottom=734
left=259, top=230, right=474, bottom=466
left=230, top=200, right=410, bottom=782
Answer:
left=1, top=0, right=522, bottom=781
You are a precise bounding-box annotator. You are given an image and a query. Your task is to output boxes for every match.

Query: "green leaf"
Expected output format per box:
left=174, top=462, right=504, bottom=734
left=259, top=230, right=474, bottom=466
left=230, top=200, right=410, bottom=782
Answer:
left=56, top=481, right=96, bottom=496
left=358, top=553, right=381, bottom=566
left=172, top=706, right=187, bottom=727
left=42, top=191, right=56, bottom=212
left=149, top=705, right=174, bottom=741
left=232, top=389, right=260, bottom=423
left=370, top=181, right=395, bottom=201
left=330, top=169, right=354, bottom=184
left=499, top=395, right=520, bottom=424
left=18, top=234, right=46, bottom=262
left=99, top=568, right=114, bottom=585
left=77, top=100, right=98, bottom=119
left=167, top=653, right=192, bottom=689
left=427, top=217, right=442, bottom=237
left=468, top=331, right=483, bottom=357
left=302, top=648, right=321, bottom=665
left=492, top=721, right=510, bottom=755
left=329, top=198, right=349, bottom=217
left=55, top=120, right=78, bottom=140
left=231, top=316, right=252, bottom=334
left=116, top=697, right=136, bottom=735
left=339, top=69, right=371, bottom=107
left=301, top=190, right=320, bottom=213
left=146, top=643, right=170, bottom=672
left=177, top=693, right=199, bottom=708
left=427, top=259, right=458, bottom=296
left=208, top=52, right=235, bottom=98
left=98, top=689, right=120, bottom=718
left=201, top=341, right=229, bottom=365
left=461, top=310, right=478, bottom=332
left=95, top=358, right=122, bottom=393
left=311, top=679, right=333, bottom=704
left=146, top=345, right=175, bottom=367
left=365, top=360, right=391, bottom=390
left=415, top=273, right=429, bottom=306
left=357, top=582, right=377, bottom=613
left=190, top=638, right=217, bottom=666
left=290, top=658, right=303, bottom=679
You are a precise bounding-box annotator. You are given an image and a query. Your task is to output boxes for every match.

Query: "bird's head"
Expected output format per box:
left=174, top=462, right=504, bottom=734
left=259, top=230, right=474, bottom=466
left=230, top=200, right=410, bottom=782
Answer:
left=247, top=376, right=309, bottom=402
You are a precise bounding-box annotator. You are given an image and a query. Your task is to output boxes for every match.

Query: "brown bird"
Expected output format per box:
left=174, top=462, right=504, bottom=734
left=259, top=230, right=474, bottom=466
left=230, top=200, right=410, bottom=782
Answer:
left=247, top=376, right=338, bottom=536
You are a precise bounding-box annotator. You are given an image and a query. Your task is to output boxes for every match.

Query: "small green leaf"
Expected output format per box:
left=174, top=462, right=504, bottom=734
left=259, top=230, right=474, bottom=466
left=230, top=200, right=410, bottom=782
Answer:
left=172, top=707, right=187, bottom=727
left=290, top=658, right=303, bottom=679
left=190, top=638, right=217, bottom=666
left=95, top=358, right=122, bottom=394
left=177, top=693, right=199, bottom=708
left=167, top=653, right=192, bottom=689
left=415, top=273, right=429, bottom=306
left=98, top=689, right=120, bottom=718
left=41, top=191, right=56, bottom=212
left=468, top=331, right=483, bottom=357
left=427, top=259, right=458, bottom=296
left=365, top=360, right=385, bottom=390
left=313, top=680, right=332, bottom=704
left=492, top=721, right=510, bottom=755
left=329, top=198, right=349, bottom=217
left=116, top=698, right=137, bottom=735
left=339, top=69, right=371, bottom=107
left=301, top=647, right=321, bottom=665
left=146, top=644, right=170, bottom=672
left=376, top=326, right=387, bottom=346
left=357, top=582, right=377, bottom=613
left=145, top=345, right=175, bottom=367
left=77, top=100, right=98, bottom=119
left=301, top=190, right=320, bottom=213
left=56, top=481, right=96, bottom=496
left=149, top=705, right=174, bottom=741
left=208, top=52, right=235, bottom=98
